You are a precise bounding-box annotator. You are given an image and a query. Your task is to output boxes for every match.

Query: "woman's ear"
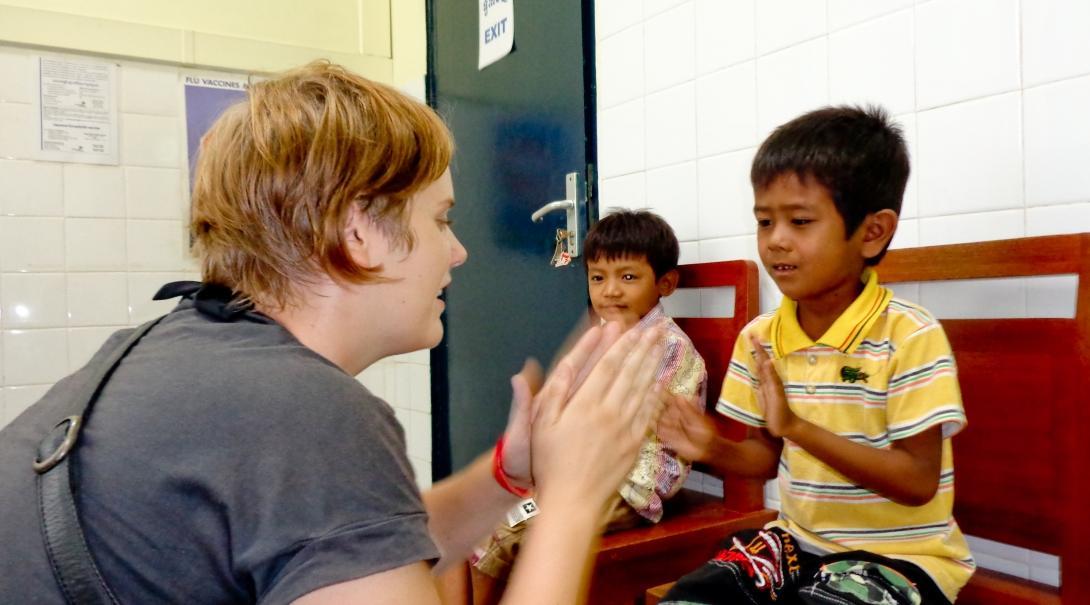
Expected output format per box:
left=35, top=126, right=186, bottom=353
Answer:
left=343, top=204, right=374, bottom=267
left=657, top=269, right=680, bottom=297
left=860, top=209, right=899, bottom=262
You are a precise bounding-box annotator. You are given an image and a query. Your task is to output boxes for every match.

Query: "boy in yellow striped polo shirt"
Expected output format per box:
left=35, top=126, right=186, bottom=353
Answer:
left=659, top=106, right=973, bottom=605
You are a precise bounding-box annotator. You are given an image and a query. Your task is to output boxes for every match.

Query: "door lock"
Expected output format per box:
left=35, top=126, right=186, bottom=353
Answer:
left=530, top=172, right=582, bottom=258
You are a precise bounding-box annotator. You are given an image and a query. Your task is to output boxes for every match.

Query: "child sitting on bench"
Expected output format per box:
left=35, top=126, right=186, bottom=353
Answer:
left=658, top=106, right=975, bottom=605
left=474, top=209, right=708, bottom=586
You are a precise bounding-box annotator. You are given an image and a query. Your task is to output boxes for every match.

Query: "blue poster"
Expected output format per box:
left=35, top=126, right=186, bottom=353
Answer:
left=184, top=75, right=250, bottom=180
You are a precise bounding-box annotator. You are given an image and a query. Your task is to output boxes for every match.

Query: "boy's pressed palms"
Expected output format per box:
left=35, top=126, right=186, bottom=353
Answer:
left=748, top=333, right=800, bottom=440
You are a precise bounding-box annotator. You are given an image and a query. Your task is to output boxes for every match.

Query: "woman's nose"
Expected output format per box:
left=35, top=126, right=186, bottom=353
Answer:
left=449, top=232, right=468, bottom=267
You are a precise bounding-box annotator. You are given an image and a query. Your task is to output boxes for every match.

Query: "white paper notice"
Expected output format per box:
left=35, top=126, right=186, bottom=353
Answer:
left=479, top=0, right=514, bottom=70
left=34, top=56, right=119, bottom=165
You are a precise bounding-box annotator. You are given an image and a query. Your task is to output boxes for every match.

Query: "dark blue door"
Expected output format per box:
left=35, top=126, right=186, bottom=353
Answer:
left=428, top=1, right=596, bottom=475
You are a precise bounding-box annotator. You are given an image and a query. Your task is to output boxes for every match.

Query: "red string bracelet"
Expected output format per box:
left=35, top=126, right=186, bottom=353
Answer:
left=492, top=435, right=532, bottom=498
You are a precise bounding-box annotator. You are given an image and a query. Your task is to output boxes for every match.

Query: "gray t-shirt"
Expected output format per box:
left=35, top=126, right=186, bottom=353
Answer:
left=0, top=292, right=438, bottom=604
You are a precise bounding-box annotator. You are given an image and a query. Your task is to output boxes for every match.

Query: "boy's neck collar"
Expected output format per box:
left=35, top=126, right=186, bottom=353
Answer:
left=769, top=270, right=892, bottom=358
left=635, top=302, right=666, bottom=328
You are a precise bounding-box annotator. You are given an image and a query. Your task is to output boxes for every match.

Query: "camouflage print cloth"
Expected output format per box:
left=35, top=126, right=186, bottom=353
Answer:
left=798, top=560, right=922, bottom=605
left=661, top=528, right=950, bottom=605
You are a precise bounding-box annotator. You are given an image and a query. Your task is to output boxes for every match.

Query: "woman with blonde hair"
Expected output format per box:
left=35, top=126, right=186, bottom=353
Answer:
left=0, top=62, right=665, bottom=604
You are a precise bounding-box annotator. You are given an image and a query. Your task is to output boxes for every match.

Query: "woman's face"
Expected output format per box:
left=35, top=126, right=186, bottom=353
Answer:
left=365, top=169, right=468, bottom=352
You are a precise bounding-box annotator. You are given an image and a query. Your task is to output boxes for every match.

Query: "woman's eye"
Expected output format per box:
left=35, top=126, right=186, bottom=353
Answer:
left=792, top=218, right=812, bottom=226
left=756, top=219, right=771, bottom=228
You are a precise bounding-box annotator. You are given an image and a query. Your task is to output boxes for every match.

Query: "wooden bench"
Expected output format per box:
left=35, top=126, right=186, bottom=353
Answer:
left=648, top=234, right=1090, bottom=604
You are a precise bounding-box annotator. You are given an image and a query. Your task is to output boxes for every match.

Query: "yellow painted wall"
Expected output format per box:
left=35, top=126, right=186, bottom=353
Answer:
left=0, top=0, right=427, bottom=85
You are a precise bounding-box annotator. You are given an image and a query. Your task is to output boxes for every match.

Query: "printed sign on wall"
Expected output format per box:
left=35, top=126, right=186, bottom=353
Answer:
left=479, top=0, right=514, bottom=69
left=183, top=73, right=250, bottom=185
left=32, top=56, right=119, bottom=165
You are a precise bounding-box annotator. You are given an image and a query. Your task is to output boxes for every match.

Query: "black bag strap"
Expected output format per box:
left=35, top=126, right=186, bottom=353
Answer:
left=33, top=316, right=166, bottom=605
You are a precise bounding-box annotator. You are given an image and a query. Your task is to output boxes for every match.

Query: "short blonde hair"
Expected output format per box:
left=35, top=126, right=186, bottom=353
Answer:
left=190, top=61, right=453, bottom=308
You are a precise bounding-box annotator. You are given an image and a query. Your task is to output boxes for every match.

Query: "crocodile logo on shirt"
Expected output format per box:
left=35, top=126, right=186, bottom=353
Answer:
left=840, top=366, right=870, bottom=383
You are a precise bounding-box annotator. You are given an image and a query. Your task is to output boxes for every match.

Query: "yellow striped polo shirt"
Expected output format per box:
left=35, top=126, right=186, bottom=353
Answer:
left=717, top=270, right=975, bottom=602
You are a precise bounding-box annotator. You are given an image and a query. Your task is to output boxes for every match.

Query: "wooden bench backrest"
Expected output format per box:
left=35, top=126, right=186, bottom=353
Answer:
left=673, top=259, right=764, bottom=511
left=875, top=233, right=1090, bottom=599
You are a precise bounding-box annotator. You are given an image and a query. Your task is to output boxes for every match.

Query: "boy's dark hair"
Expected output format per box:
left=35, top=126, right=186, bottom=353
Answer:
left=584, top=209, right=679, bottom=278
left=751, top=105, right=909, bottom=265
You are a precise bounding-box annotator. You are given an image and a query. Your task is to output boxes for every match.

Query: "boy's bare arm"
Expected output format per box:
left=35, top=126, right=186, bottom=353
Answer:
left=749, top=335, right=942, bottom=506
left=658, top=394, right=781, bottom=479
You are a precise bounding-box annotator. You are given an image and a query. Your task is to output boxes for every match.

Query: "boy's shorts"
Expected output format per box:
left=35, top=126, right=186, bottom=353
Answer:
left=661, top=527, right=951, bottom=605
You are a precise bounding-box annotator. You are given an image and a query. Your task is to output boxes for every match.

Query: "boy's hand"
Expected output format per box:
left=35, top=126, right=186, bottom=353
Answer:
left=748, top=333, right=800, bottom=439
left=657, top=394, right=715, bottom=462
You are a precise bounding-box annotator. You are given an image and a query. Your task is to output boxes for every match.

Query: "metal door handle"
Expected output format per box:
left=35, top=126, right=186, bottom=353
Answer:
left=529, top=172, right=582, bottom=257
left=531, top=200, right=574, bottom=222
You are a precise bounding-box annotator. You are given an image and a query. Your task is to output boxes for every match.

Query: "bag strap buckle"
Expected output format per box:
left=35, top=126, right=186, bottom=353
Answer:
left=33, top=415, right=83, bottom=474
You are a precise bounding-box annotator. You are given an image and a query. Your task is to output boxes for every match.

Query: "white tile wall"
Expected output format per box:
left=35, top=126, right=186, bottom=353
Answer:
left=68, top=326, right=120, bottom=372
left=595, top=0, right=1083, bottom=584
left=696, top=62, right=757, bottom=156
left=916, top=93, right=1023, bottom=218
left=598, top=172, right=647, bottom=210
left=0, top=102, right=34, bottom=159
left=66, top=218, right=128, bottom=271
left=120, top=63, right=182, bottom=117
left=695, top=0, right=755, bottom=75
left=755, top=0, right=827, bottom=56
left=1028, top=203, right=1090, bottom=237
left=645, top=0, right=687, bottom=19
left=697, top=148, right=756, bottom=239
left=597, top=99, right=646, bottom=178
left=645, top=3, right=696, bottom=94
left=645, top=83, right=696, bottom=169
left=125, top=168, right=185, bottom=220
left=596, top=0, right=645, bottom=40
left=1024, top=75, right=1090, bottom=207
left=678, top=241, right=699, bottom=265
left=0, top=161, right=63, bottom=216
left=0, top=51, right=32, bottom=104
left=356, top=350, right=434, bottom=488
left=1022, top=0, right=1090, bottom=88
left=3, top=385, right=49, bottom=426
left=889, top=218, right=919, bottom=250
left=756, top=38, right=829, bottom=138
left=828, top=10, right=915, bottom=116
left=0, top=218, right=65, bottom=272
left=897, top=113, right=918, bottom=219
left=661, top=286, right=702, bottom=326
left=2, top=273, right=67, bottom=329
left=597, top=24, right=645, bottom=109
left=646, top=161, right=699, bottom=241
left=120, top=114, right=181, bottom=168
left=0, top=46, right=433, bottom=487
left=827, top=0, right=913, bottom=31
left=915, top=0, right=1020, bottom=109
left=918, top=210, right=1025, bottom=246
left=67, top=273, right=130, bottom=327
left=1026, top=275, right=1078, bottom=319
left=65, top=165, right=126, bottom=217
